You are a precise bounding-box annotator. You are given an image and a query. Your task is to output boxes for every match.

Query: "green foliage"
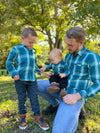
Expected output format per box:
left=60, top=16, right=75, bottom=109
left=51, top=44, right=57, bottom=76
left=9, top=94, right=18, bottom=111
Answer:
left=0, top=0, right=100, bottom=50
left=0, top=0, right=100, bottom=69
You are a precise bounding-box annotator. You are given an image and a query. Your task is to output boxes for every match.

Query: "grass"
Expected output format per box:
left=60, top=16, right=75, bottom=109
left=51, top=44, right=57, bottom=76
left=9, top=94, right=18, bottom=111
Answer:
left=0, top=76, right=100, bottom=133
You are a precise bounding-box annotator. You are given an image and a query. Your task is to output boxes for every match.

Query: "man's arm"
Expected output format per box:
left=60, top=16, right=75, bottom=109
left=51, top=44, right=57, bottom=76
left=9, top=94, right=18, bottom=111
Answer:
left=63, top=53, right=100, bottom=105
left=79, top=53, right=100, bottom=100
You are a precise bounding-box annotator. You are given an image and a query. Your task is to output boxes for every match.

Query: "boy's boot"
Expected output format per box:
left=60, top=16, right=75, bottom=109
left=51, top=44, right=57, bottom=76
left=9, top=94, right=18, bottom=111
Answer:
left=19, top=114, right=27, bottom=130
left=34, top=114, right=49, bottom=130
left=60, top=88, right=67, bottom=99
left=47, top=82, right=60, bottom=93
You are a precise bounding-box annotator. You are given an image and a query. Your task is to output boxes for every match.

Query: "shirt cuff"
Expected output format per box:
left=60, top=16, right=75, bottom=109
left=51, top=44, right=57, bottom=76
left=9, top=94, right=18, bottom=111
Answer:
left=64, top=71, right=70, bottom=76
left=11, top=71, right=19, bottom=78
left=79, top=90, right=88, bottom=100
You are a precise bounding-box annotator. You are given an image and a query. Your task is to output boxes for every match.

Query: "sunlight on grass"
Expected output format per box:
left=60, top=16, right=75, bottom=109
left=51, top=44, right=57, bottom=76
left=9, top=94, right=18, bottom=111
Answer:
left=0, top=100, right=18, bottom=112
left=0, top=76, right=13, bottom=82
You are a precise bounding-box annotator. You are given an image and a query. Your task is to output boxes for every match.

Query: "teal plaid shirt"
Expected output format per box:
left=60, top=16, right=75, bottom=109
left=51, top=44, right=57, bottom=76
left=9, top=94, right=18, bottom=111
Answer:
left=45, top=59, right=70, bottom=76
left=6, top=44, right=41, bottom=81
left=65, top=45, right=100, bottom=100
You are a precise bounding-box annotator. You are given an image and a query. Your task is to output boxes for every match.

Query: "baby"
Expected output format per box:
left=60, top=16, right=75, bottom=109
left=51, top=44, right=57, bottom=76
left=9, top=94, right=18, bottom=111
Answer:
left=41, top=48, right=70, bottom=99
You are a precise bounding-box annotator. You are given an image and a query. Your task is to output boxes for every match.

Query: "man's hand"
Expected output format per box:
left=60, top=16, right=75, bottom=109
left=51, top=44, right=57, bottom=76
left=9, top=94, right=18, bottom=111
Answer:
left=13, top=75, right=20, bottom=80
left=63, top=93, right=82, bottom=105
left=40, top=67, right=46, bottom=72
left=59, top=73, right=66, bottom=78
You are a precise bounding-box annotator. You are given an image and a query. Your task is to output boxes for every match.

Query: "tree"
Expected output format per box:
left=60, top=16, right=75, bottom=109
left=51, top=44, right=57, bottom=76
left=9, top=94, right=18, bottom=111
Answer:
left=0, top=0, right=100, bottom=51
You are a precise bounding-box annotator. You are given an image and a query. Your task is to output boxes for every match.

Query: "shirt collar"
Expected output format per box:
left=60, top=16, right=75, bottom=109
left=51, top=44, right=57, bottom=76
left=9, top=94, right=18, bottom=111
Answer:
left=18, top=43, right=24, bottom=47
left=57, top=59, right=64, bottom=65
left=75, top=45, right=86, bottom=56
left=18, top=43, right=34, bottom=50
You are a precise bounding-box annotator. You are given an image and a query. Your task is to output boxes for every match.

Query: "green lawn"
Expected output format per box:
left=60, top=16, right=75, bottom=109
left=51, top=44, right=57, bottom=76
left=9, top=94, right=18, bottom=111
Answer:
left=0, top=76, right=100, bottom=133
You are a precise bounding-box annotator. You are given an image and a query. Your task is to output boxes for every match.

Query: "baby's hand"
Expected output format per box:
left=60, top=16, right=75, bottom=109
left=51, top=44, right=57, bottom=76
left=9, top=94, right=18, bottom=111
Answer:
left=48, top=72, right=54, bottom=79
left=40, top=67, right=46, bottom=72
left=59, top=73, right=66, bottom=78
left=13, top=75, right=20, bottom=80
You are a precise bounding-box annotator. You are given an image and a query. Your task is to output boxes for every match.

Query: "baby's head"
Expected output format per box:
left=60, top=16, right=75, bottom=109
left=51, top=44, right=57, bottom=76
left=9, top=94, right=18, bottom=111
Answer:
left=21, top=26, right=38, bottom=49
left=49, top=48, right=62, bottom=65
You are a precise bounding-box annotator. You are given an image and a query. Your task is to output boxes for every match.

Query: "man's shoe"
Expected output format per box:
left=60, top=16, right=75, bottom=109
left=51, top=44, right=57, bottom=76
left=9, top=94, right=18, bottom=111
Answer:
left=60, top=89, right=67, bottom=99
left=79, top=106, right=86, bottom=120
left=19, top=114, right=27, bottom=130
left=34, top=114, right=49, bottom=130
left=47, top=82, right=60, bottom=93
left=42, top=105, right=59, bottom=115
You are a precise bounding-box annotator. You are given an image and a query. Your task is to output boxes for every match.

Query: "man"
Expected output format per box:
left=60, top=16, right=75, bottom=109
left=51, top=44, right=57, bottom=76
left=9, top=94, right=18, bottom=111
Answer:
left=37, top=27, right=100, bottom=133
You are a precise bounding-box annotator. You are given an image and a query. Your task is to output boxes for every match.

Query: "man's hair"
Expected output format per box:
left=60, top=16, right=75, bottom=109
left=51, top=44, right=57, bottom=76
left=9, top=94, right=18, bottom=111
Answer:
left=21, top=26, right=37, bottom=38
left=66, top=27, right=86, bottom=42
left=49, top=48, right=62, bottom=59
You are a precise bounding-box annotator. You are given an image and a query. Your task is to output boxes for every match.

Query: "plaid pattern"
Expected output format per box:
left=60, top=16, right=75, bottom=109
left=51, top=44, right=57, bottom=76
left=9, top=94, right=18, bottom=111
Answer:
left=6, top=44, right=41, bottom=81
left=65, top=45, right=100, bottom=100
left=45, top=60, right=70, bottom=76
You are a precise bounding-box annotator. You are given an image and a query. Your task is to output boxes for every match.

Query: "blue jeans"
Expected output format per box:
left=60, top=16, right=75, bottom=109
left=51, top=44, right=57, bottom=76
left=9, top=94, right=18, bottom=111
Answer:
left=37, top=80, right=84, bottom=133
left=37, top=80, right=60, bottom=107
left=15, top=80, right=40, bottom=116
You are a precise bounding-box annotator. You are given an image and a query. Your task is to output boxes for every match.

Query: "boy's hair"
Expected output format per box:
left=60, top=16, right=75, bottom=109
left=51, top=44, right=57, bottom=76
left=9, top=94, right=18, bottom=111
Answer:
left=66, top=27, right=86, bottom=43
left=49, top=48, right=62, bottom=59
left=21, top=26, right=37, bottom=38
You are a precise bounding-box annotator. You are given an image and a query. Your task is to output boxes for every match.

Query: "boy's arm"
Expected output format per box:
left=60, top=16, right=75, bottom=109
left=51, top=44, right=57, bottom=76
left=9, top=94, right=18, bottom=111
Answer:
left=6, top=47, right=19, bottom=78
left=35, top=64, right=42, bottom=75
left=34, top=54, right=42, bottom=75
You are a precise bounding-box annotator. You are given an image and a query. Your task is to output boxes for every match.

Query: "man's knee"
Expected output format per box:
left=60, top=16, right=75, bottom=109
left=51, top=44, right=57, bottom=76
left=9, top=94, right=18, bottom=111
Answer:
left=37, top=80, right=50, bottom=92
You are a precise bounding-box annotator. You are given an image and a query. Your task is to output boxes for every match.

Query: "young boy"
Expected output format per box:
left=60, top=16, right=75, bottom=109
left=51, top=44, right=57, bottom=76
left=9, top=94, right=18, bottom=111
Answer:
left=6, top=27, right=49, bottom=130
left=40, top=48, right=70, bottom=99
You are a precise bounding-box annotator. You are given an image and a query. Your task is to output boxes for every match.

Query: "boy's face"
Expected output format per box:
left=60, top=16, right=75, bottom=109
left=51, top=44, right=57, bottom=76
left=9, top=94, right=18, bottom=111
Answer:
left=50, top=56, right=61, bottom=65
left=22, top=35, right=37, bottom=49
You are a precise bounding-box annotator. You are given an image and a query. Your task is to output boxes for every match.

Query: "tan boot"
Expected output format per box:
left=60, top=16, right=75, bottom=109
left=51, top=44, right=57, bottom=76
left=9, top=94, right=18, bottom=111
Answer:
left=34, top=114, right=49, bottom=130
left=19, top=114, right=27, bottom=130
left=60, top=89, right=67, bottom=99
left=47, top=82, right=60, bottom=93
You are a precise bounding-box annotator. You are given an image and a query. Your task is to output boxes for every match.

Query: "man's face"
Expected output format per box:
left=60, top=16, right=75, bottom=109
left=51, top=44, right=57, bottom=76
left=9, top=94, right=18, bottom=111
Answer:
left=22, top=35, right=37, bottom=49
left=65, top=37, right=83, bottom=54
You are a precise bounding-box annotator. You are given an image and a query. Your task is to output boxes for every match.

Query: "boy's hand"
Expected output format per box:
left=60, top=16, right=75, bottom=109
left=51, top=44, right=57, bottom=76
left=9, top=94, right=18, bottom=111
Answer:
left=13, top=75, right=20, bottom=80
left=40, top=67, right=46, bottom=72
left=59, top=73, right=66, bottom=78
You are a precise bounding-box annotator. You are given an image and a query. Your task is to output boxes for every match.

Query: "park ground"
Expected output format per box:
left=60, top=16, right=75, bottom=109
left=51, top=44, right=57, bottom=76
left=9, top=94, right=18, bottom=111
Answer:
left=0, top=76, right=100, bottom=133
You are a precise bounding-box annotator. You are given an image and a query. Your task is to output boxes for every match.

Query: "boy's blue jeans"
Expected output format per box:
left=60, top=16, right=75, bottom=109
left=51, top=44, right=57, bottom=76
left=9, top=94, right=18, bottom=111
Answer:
left=37, top=80, right=84, bottom=133
left=15, top=80, right=40, bottom=116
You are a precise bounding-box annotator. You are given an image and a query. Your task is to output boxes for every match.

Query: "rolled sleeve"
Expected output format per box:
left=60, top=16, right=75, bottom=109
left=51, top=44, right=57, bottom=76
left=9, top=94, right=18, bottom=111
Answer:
left=45, top=63, right=52, bottom=71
